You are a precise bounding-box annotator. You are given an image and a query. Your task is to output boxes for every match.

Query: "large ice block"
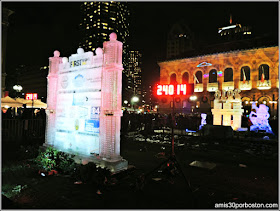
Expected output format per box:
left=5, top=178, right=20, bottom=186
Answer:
left=211, top=89, right=244, bottom=130
left=44, top=33, right=127, bottom=171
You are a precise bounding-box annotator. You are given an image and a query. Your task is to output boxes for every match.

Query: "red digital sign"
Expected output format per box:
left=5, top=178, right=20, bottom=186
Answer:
left=26, top=93, right=38, bottom=100
left=156, top=84, right=194, bottom=96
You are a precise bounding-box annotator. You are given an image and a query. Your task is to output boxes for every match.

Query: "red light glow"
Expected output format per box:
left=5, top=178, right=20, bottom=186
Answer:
left=156, top=84, right=189, bottom=96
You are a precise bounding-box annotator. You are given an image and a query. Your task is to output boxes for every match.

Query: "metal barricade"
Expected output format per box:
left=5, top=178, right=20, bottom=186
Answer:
left=2, top=119, right=45, bottom=141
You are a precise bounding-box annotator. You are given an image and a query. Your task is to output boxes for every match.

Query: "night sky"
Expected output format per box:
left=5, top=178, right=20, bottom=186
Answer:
left=3, top=1, right=279, bottom=87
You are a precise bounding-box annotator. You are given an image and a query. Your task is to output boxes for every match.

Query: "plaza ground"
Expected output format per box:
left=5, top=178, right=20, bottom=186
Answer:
left=2, top=132, right=278, bottom=209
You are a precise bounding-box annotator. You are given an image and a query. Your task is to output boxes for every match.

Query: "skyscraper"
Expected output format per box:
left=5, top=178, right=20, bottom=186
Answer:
left=218, top=15, right=252, bottom=41
left=79, top=2, right=130, bottom=62
left=127, top=50, right=142, bottom=100
left=166, top=22, right=195, bottom=59
left=79, top=2, right=131, bottom=105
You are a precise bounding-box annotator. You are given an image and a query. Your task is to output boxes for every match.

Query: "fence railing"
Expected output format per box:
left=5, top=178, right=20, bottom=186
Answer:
left=2, top=119, right=45, bottom=141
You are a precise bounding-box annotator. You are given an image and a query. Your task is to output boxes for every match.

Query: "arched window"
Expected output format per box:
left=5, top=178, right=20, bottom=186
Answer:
left=194, top=71, right=202, bottom=84
left=258, top=64, right=269, bottom=80
left=170, top=73, right=177, bottom=84
left=209, top=69, right=217, bottom=83
left=240, top=66, right=250, bottom=81
left=224, top=68, right=233, bottom=82
left=182, top=72, right=189, bottom=83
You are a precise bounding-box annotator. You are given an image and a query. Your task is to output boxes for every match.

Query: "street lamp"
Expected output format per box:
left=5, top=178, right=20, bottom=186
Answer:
left=189, top=95, right=197, bottom=113
left=13, top=85, right=22, bottom=92
left=131, top=96, right=139, bottom=111
left=13, top=85, right=23, bottom=98
left=189, top=95, right=197, bottom=101
left=131, top=96, right=139, bottom=103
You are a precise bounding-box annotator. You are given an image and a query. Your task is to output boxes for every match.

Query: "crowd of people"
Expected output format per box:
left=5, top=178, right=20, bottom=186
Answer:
left=3, top=106, right=275, bottom=137
left=121, top=110, right=205, bottom=135
left=2, top=105, right=46, bottom=120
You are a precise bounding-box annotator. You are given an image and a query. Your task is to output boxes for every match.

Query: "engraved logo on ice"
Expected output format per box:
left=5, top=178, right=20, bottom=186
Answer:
left=61, top=76, right=68, bottom=89
left=73, top=74, right=85, bottom=87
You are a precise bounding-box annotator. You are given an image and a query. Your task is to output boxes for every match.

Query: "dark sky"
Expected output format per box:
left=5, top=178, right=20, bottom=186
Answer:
left=3, top=1, right=279, bottom=87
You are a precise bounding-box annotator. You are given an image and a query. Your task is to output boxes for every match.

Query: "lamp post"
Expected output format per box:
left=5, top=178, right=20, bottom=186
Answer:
left=13, top=85, right=22, bottom=97
left=131, top=96, right=139, bottom=111
left=189, top=95, right=197, bottom=113
left=124, top=100, right=128, bottom=108
left=171, top=94, right=175, bottom=156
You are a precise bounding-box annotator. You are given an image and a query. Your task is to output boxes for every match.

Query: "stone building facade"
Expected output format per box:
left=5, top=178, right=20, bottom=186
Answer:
left=158, top=46, right=279, bottom=117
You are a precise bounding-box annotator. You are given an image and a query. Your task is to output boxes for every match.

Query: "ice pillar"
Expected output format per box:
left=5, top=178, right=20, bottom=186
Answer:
left=45, top=51, right=62, bottom=146
left=212, top=100, right=222, bottom=125
left=222, top=102, right=231, bottom=126
left=99, top=33, right=123, bottom=161
left=232, top=102, right=243, bottom=130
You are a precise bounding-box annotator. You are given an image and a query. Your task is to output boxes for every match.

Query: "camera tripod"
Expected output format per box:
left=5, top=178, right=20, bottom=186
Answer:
left=137, top=95, right=196, bottom=207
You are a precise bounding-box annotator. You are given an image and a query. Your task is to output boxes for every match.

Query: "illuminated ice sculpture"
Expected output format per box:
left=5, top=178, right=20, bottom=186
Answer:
left=199, top=113, right=207, bottom=130
left=249, top=102, right=274, bottom=134
left=44, top=33, right=127, bottom=172
left=211, top=89, right=244, bottom=130
left=99, top=32, right=123, bottom=162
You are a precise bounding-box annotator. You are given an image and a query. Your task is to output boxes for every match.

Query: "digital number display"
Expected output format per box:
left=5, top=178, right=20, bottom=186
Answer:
left=26, top=93, right=38, bottom=100
left=157, top=84, right=188, bottom=96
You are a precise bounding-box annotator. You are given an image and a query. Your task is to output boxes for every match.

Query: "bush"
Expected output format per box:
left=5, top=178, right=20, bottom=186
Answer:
left=35, top=147, right=76, bottom=174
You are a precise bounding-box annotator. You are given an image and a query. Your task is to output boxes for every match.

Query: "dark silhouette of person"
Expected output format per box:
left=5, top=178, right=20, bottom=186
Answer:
left=21, top=104, right=32, bottom=119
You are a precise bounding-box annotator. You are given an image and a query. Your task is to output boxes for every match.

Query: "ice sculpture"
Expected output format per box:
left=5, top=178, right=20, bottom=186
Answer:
left=211, top=89, right=244, bottom=130
left=199, top=113, right=207, bottom=130
left=249, top=102, right=274, bottom=134
left=99, top=32, right=123, bottom=162
left=45, top=33, right=127, bottom=172
left=45, top=47, right=102, bottom=156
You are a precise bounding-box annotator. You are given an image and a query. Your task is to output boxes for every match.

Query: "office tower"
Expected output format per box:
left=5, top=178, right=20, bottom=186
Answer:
left=79, top=2, right=130, bottom=64
left=166, top=22, right=195, bottom=59
left=127, top=50, right=142, bottom=100
left=218, top=15, right=252, bottom=41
